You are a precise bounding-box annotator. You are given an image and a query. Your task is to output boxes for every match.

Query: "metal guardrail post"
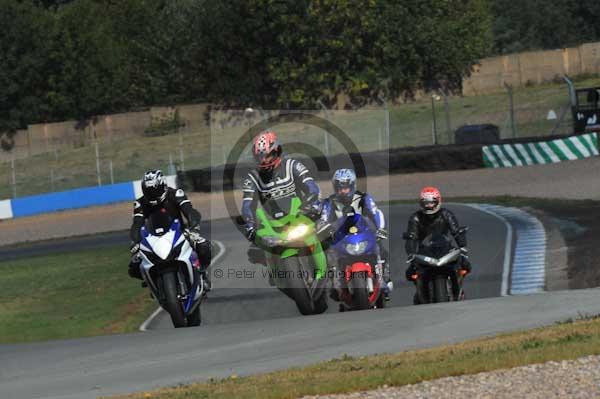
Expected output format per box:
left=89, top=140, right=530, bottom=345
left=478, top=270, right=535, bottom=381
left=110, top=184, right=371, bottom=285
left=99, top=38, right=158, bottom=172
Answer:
left=431, top=95, right=438, bottom=144
left=504, top=83, right=517, bottom=138
left=11, top=156, right=16, bottom=198
left=376, top=94, right=391, bottom=149
left=317, top=100, right=331, bottom=155
left=94, top=141, right=102, bottom=186
left=563, top=75, right=577, bottom=108
left=443, top=91, right=452, bottom=143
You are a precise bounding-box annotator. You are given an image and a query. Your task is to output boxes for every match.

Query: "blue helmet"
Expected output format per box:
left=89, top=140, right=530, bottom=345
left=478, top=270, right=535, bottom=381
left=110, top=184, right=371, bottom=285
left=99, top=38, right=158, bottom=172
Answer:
left=332, top=168, right=356, bottom=203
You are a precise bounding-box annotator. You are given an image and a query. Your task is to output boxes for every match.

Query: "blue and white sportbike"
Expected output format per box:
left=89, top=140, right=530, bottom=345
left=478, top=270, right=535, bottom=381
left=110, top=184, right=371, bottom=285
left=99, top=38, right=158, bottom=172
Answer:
left=139, top=210, right=206, bottom=328
left=330, top=211, right=386, bottom=311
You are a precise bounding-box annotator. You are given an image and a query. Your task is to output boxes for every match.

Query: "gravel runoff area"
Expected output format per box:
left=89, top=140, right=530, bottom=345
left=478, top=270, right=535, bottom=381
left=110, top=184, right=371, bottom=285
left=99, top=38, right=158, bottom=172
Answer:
left=302, top=355, right=600, bottom=399
left=2, top=156, right=600, bottom=246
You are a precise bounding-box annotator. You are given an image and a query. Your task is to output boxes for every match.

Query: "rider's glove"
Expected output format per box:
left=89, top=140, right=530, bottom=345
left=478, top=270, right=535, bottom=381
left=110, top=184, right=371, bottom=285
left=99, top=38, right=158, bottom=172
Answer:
left=459, top=248, right=472, bottom=275
left=376, top=228, right=388, bottom=241
left=301, top=199, right=322, bottom=218
left=405, top=264, right=418, bottom=282
left=185, top=228, right=203, bottom=244
left=129, top=242, right=140, bottom=255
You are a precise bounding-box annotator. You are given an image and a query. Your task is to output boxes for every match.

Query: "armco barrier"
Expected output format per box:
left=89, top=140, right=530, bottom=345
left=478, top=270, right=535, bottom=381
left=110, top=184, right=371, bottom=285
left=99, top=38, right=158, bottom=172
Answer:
left=0, top=175, right=176, bottom=220
left=482, top=133, right=599, bottom=168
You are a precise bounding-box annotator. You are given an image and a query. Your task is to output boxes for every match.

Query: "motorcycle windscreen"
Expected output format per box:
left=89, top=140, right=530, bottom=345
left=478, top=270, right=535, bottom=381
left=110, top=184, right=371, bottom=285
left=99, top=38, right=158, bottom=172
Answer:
left=420, top=233, right=453, bottom=259
left=260, top=196, right=294, bottom=219
left=332, top=213, right=364, bottom=243
left=145, top=209, right=176, bottom=236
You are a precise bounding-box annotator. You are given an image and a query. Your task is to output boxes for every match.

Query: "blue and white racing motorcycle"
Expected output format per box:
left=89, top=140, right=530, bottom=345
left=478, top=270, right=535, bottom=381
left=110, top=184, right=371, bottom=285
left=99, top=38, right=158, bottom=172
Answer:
left=330, top=211, right=386, bottom=311
left=138, top=210, right=206, bottom=328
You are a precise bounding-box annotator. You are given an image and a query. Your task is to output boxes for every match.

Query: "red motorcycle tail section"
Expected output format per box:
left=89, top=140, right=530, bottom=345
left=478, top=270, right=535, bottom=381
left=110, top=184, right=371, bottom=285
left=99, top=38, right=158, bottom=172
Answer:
left=344, top=262, right=381, bottom=306
left=344, top=262, right=373, bottom=281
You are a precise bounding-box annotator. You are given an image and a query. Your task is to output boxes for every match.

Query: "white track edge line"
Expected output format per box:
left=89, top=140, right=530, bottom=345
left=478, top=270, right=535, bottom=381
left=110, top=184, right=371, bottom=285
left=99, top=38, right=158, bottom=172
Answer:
left=139, top=239, right=226, bottom=332
left=461, top=204, right=513, bottom=297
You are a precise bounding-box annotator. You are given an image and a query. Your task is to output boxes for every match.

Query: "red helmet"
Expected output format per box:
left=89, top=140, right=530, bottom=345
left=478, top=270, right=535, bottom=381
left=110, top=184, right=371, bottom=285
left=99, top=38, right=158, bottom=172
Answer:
left=253, top=130, right=282, bottom=171
left=420, top=186, right=441, bottom=215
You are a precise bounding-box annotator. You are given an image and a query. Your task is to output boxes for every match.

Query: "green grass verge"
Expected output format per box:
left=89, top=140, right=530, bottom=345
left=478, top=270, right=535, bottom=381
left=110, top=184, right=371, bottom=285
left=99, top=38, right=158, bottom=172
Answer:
left=107, top=315, right=600, bottom=399
left=0, top=244, right=155, bottom=344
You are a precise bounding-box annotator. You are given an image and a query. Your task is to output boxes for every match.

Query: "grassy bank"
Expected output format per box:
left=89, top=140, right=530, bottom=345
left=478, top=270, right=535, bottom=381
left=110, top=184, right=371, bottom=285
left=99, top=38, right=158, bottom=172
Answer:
left=0, top=244, right=155, bottom=343
left=108, top=315, right=600, bottom=399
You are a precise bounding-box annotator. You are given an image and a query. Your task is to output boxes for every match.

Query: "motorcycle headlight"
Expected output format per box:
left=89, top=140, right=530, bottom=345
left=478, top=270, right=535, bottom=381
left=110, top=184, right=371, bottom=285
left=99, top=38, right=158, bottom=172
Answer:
left=287, top=224, right=310, bottom=241
left=345, top=241, right=368, bottom=255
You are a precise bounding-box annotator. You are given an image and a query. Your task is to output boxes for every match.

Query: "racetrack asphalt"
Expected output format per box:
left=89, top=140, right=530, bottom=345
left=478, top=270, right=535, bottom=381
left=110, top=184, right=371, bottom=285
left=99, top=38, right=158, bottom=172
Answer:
left=147, top=204, right=507, bottom=328
left=4, top=287, right=600, bottom=399
left=0, top=203, right=513, bottom=399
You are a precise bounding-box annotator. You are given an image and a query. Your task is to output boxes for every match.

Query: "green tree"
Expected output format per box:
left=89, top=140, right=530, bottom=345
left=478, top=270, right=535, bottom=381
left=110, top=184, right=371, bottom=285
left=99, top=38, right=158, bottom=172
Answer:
left=46, top=0, right=131, bottom=121
left=492, top=0, right=600, bottom=54
left=0, top=0, right=56, bottom=149
left=1, top=0, right=497, bottom=133
left=243, top=0, right=492, bottom=107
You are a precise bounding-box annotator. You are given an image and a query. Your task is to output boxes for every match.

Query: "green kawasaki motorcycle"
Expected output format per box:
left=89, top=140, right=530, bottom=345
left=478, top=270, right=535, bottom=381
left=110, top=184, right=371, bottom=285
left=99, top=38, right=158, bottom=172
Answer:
left=254, top=196, right=329, bottom=315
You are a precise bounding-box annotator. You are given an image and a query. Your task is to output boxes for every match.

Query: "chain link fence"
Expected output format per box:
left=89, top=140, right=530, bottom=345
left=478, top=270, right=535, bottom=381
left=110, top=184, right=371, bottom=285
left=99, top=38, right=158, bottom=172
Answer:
left=390, top=83, right=573, bottom=148
left=0, top=81, right=581, bottom=199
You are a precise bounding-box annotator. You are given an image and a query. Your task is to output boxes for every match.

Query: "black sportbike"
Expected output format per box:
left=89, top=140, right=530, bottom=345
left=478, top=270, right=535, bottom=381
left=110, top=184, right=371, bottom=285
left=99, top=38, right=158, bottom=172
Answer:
left=407, top=229, right=469, bottom=304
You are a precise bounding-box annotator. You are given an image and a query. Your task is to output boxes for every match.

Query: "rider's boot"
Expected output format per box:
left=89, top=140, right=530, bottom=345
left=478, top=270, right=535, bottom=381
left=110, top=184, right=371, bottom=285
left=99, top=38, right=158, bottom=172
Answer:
left=128, top=256, right=143, bottom=281
left=380, top=259, right=392, bottom=301
left=413, top=292, right=420, bottom=305
left=200, top=270, right=212, bottom=294
left=329, top=267, right=342, bottom=301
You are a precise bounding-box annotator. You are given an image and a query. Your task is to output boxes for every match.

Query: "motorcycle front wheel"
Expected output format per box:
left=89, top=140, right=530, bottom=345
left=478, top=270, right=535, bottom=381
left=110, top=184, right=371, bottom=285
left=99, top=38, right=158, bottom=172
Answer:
left=280, top=256, right=327, bottom=315
left=432, top=275, right=450, bottom=303
left=161, top=272, right=186, bottom=328
left=349, top=274, right=371, bottom=310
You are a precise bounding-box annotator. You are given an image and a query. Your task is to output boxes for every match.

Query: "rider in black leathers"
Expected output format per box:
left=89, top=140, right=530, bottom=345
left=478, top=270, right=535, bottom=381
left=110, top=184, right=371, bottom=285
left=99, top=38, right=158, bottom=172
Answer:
left=404, top=187, right=470, bottom=302
left=128, top=170, right=212, bottom=292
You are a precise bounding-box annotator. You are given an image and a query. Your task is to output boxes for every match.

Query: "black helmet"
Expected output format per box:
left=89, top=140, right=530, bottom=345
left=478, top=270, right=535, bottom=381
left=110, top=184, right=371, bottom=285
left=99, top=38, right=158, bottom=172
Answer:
left=142, top=170, right=167, bottom=205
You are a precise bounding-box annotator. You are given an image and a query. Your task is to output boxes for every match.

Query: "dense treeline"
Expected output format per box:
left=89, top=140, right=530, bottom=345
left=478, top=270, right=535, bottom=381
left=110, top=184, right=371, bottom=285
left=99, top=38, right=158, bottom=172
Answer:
left=0, top=0, right=491, bottom=135
left=492, top=0, right=600, bottom=54
left=2, top=0, right=600, bottom=138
